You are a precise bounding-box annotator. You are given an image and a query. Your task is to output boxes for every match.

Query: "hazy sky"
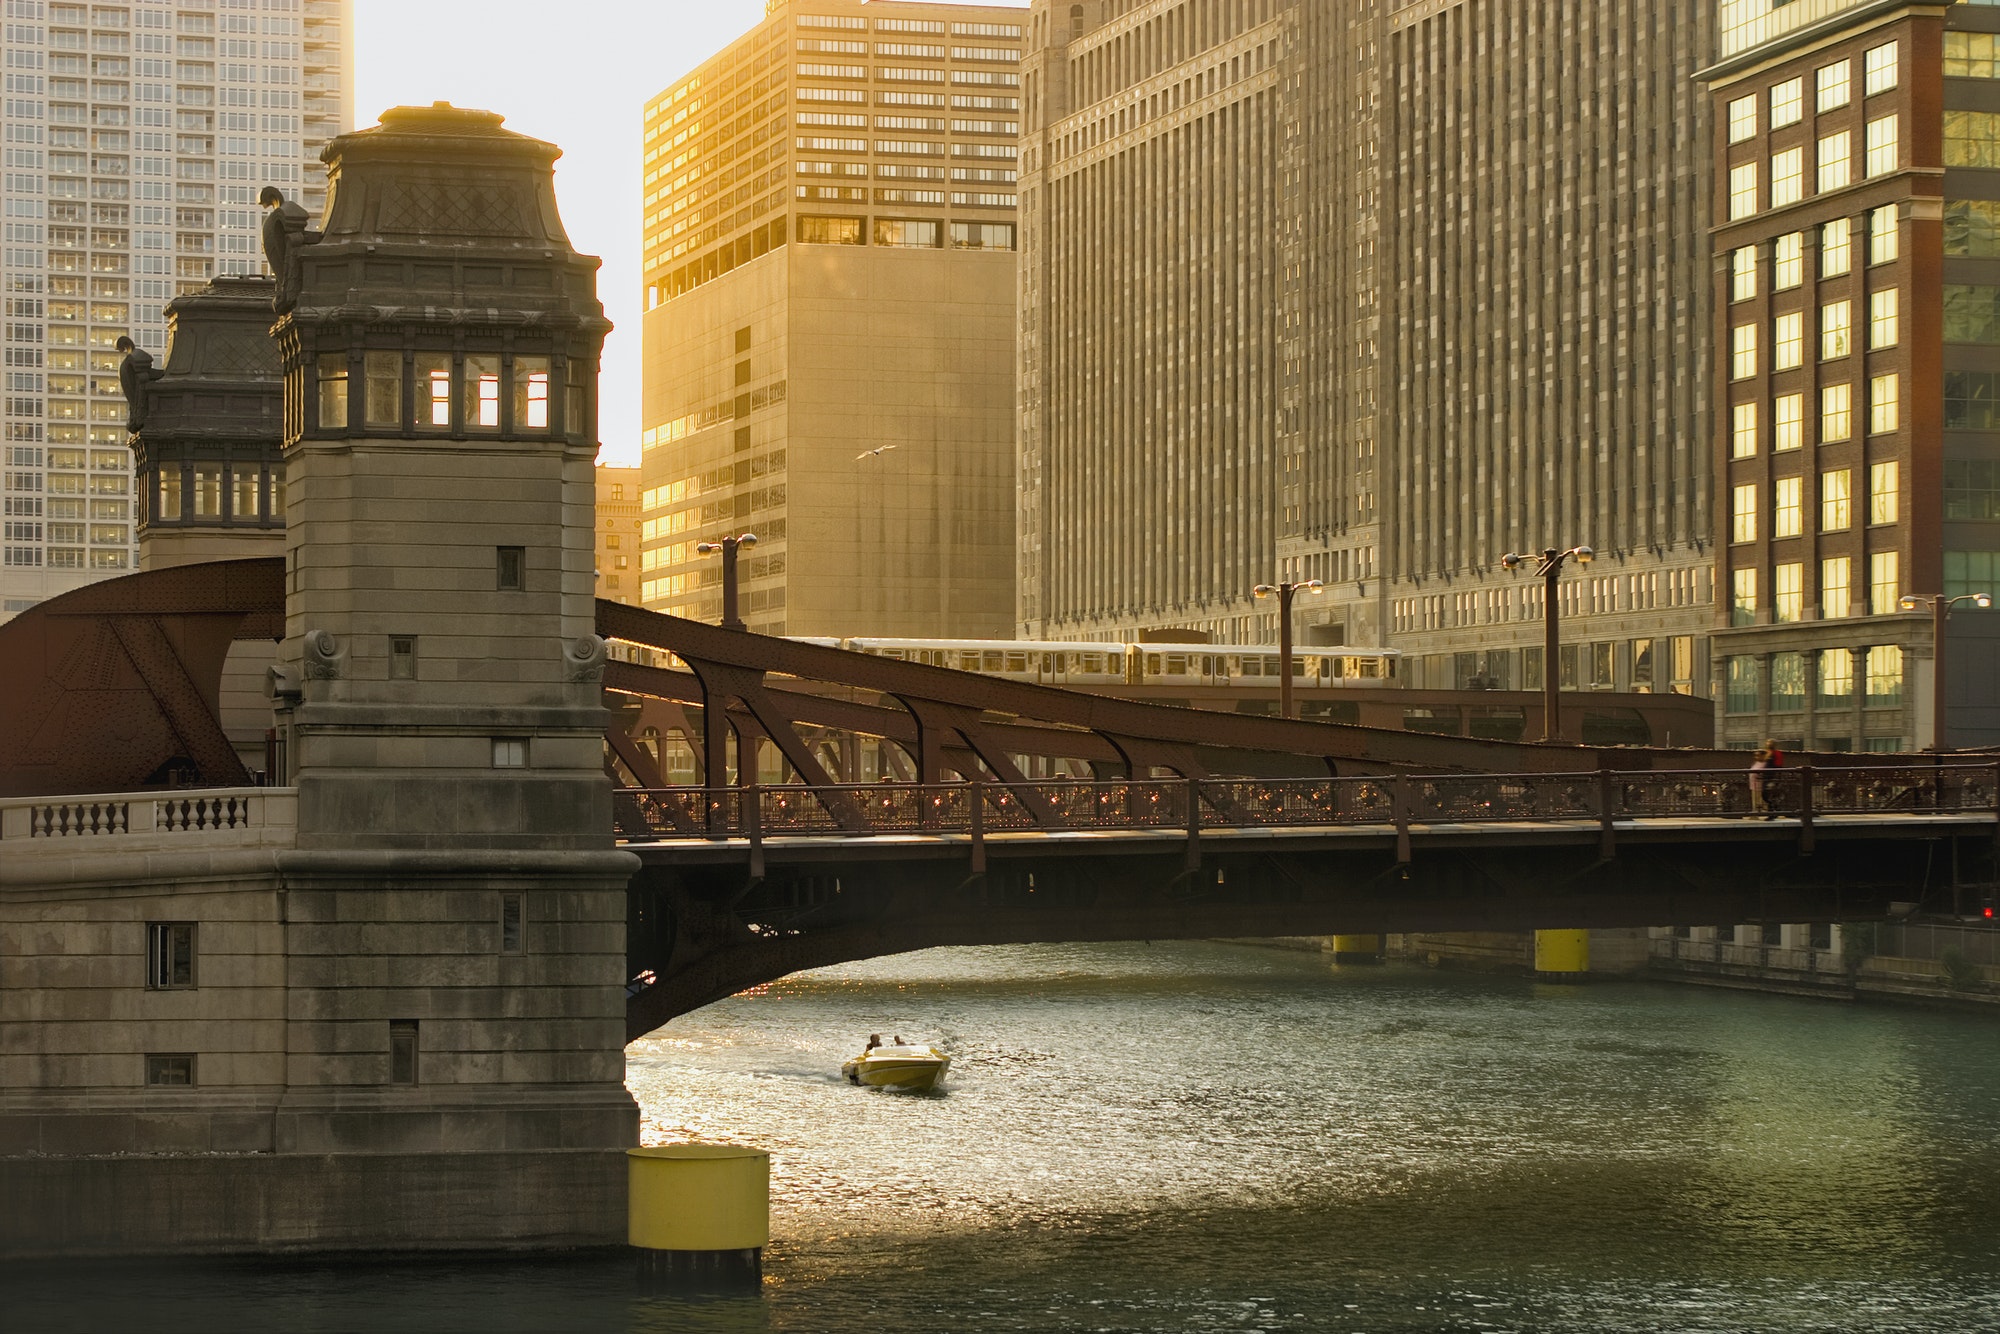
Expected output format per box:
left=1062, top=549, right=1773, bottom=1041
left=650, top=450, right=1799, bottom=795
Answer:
left=353, top=0, right=1029, bottom=467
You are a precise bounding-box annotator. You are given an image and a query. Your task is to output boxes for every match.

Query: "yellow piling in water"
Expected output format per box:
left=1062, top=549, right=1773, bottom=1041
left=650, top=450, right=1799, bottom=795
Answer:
left=628, top=1144, right=770, bottom=1289
left=1330, top=934, right=1382, bottom=964
left=1534, top=928, right=1590, bottom=980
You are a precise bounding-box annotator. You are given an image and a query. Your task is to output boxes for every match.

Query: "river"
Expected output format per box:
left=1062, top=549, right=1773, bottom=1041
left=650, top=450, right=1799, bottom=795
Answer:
left=10, top=941, right=2000, bottom=1332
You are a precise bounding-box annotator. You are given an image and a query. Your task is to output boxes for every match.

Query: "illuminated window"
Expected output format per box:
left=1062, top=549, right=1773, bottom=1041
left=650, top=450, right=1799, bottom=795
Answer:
left=1869, top=553, right=1900, bottom=616
left=1865, top=41, right=1899, bottom=95
left=415, top=352, right=451, bottom=428
left=1870, top=461, right=1899, bottom=523
left=1771, top=76, right=1803, bottom=128
left=512, top=355, right=550, bottom=431
left=1821, top=218, right=1852, bottom=275
left=1773, top=232, right=1803, bottom=288
left=231, top=469, right=258, bottom=522
left=1775, top=311, right=1804, bottom=369
left=1771, top=146, right=1804, bottom=207
left=1869, top=289, right=1898, bottom=348
left=1869, top=374, right=1899, bottom=434
left=1866, top=645, right=1902, bottom=704
left=1820, top=300, right=1851, bottom=360
left=1820, top=384, right=1851, bottom=443
left=1731, top=402, right=1758, bottom=458
left=463, top=354, right=501, bottom=430
left=1817, top=59, right=1851, bottom=112
left=156, top=467, right=180, bottom=521
left=1821, top=469, right=1851, bottom=531
left=1774, top=566, right=1804, bottom=624
left=1821, top=559, right=1852, bottom=620
left=872, top=218, right=941, bottom=247
left=316, top=359, right=346, bottom=429
left=364, top=350, right=400, bottom=429
left=1728, top=94, right=1757, bottom=143
left=1945, top=111, right=2000, bottom=168
left=1774, top=476, right=1802, bottom=538
left=1944, top=31, right=1999, bottom=80
left=193, top=465, right=220, bottom=518
left=1869, top=204, right=1899, bottom=264
left=797, top=214, right=864, bottom=245
left=1865, top=115, right=1899, bottom=176
left=1731, top=247, right=1756, bottom=302
left=1731, top=324, right=1757, bottom=380
left=1819, top=648, right=1853, bottom=702
left=1732, top=568, right=1758, bottom=626
left=1732, top=482, right=1758, bottom=544
left=1817, top=131, right=1850, bottom=192
left=1775, top=392, right=1804, bottom=452
left=1729, top=163, right=1758, bottom=220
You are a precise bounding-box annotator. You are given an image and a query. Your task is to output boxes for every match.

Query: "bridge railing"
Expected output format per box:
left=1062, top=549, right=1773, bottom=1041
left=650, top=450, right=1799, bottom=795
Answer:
left=611, top=762, right=2000, bottom=841
left=0, top=787, right=298, bottom=844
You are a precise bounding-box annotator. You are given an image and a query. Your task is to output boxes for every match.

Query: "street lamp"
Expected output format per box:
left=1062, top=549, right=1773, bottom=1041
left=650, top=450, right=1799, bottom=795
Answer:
left=1897, top=590, right=1993, bottom=750
left=1251, top=578, right=1323, bottom=719
left=1500, top=544, right=1594, bottom=741
left=695, top=532, right=758, bottom=632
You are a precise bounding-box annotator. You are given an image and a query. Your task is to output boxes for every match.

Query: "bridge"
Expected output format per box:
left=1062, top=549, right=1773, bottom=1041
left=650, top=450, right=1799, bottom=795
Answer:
left=2, top=102, right=1994, bottom=1262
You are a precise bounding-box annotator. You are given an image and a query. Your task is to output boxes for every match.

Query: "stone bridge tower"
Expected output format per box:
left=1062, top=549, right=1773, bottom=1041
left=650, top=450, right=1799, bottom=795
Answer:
left=131, top=274, right=286, bottom=572
left=271, top=102, right=612, bottom=849
left=258, top=103, right=636, bottom=1227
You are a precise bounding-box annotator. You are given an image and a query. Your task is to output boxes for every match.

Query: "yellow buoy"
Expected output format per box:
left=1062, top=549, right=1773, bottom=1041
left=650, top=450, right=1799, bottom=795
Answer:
left=1534, top=928, right=1590, bottom=979
left=1330, top=934, right=1382, bottom=964
left=627, top=1144, right=770, bottom=1289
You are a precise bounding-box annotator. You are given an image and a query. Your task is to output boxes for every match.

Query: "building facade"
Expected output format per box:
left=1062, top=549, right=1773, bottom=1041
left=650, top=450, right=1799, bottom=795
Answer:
left=594, top=461, right=639, bottom=605
left=1018, top=0, right=1719, bottom=704
left=0, top=0, right=350, bottom=621
left=1704, top=0, right=2000, bottom=751
left=637, top=0, right=1022, bottom=638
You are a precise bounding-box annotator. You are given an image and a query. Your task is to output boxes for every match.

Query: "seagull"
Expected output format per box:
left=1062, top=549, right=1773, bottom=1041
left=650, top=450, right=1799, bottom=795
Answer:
left=855, top=444, right=900, bottom=460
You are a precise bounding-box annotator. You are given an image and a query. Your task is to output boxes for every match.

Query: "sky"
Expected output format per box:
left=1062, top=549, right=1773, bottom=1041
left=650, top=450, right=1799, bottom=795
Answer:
left=352, top=0, right=1030, bottom=467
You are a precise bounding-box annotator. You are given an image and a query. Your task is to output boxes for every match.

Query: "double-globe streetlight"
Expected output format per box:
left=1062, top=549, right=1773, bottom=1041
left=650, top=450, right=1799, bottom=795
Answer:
left=695, top=532, right=758, bottom=632
left=1252, top=578, right=1323, bottom=720
left=1897, top=590, right=1993, bottom=750
left=1500, top=544, right=1594, bottom=742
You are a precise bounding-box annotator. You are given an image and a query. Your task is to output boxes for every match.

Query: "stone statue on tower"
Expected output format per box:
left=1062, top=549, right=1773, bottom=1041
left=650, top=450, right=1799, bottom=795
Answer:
left=259, top=185, right=318, bottom=314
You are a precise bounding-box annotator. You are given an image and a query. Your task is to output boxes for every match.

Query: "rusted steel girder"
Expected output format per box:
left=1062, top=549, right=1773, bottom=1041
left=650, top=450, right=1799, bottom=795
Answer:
left=596, top=600, right=1742, bottom=778
left=0, top=557, right=283, bottom=797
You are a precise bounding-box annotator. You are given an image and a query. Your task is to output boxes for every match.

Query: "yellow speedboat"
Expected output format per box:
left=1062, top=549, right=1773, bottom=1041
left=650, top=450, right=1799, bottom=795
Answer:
left=842, top=1042, right=950, bottom=1091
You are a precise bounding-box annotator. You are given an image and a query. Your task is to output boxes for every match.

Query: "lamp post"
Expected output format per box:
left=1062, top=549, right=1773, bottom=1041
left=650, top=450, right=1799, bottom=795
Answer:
left=1251, top=578, right=1324, bottom=719
left=1897, top=590, right=1993, bottom=750
left=1500, top=544, right=1594, bottom=741
left=695, top=532, right=758, bottom=632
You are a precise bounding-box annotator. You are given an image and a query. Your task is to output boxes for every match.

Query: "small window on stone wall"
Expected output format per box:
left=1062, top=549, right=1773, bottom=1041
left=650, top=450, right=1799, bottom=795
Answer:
left=147, top=1054, right=195, bottom=1086
left=146, top=922, right=196, bottom=989
left=389, top=635, right=417, bottom=680
left=492, top=737, right=527, bottom=768
left=389, top=1020, right=418, bottom=1086
left=496, top=545, right=525, bottom=591
left=566, top=361, right=586, bottom=436
left=501, top=893, right=523, bottom=954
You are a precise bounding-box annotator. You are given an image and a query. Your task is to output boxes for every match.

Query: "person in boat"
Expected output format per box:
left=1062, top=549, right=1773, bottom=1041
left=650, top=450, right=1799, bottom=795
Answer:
left=865, top=1034, right=882, bottom=1052
left=893, top=1034, right=905, bottom=1046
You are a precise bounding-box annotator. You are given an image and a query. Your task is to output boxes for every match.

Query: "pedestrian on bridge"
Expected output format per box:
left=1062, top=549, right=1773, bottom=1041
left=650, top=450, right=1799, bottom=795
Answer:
left=1749, top=740, right=1783, bottom=817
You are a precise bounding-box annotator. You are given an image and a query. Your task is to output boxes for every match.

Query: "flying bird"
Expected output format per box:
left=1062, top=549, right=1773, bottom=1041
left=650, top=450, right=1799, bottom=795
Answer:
left=855, top=444, right=900, bottom=460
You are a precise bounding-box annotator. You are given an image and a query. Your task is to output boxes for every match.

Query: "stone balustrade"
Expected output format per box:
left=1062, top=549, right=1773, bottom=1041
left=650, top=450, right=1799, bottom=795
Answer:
left=0, top=788, right=297, bottom=850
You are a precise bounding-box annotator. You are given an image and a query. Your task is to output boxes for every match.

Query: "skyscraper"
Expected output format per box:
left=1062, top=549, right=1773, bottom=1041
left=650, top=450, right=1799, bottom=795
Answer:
left=638, top=0, right=1023, bottom=638
left=1020, top=0, right=1718, bottom=705
left=0, top=0, right=351, bottom=621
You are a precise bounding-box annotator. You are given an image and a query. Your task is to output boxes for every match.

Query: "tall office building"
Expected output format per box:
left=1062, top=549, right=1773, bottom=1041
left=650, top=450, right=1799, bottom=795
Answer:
left=638, top=0, right=1023, bottom=638
left=0, top=0, right=351, bottom=621
left=594, top=461, right=639, bottom=605
left=1020, top=0, right=1719, bottom=705
left=1704, top=0, right=2000, bottom=751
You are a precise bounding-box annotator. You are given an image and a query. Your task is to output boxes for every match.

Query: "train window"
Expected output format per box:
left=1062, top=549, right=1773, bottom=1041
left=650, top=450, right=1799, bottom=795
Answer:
left=1241, top=657, right=1263, bottom=677
left=1146, top=655, right=1161, bottom=675
left=1165, top=654, right=1188, bottom=675
left=1041, top=654, right=1056, bottom=674
left=1005, top=653, right=1028, bottom=673
left=1082, top=654, right=1103, bottom=673
left=982, top=652, right=1003, bottom=672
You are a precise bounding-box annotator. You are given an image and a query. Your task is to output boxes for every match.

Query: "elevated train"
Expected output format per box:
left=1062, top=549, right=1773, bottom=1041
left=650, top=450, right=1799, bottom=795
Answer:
left=822, top=637, right=1400, bottom=690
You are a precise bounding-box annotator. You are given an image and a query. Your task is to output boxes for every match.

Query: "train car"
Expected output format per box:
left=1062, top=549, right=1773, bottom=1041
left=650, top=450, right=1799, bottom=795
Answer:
left=836, top=638, right=1131, bottom=687
left=1130, top=645, right=1400, bottom=689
